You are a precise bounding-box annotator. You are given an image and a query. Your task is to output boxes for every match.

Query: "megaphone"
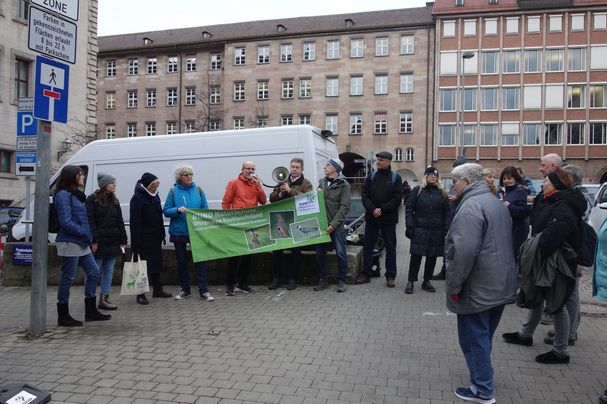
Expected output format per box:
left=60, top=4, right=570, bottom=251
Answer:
left=257, top=166, right=290, bottom=188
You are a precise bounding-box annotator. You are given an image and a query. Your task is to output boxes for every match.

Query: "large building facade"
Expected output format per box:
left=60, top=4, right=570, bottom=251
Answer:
left=97, top=6, right=436, bottom=186
left=433, top=0, right=607, bottom=182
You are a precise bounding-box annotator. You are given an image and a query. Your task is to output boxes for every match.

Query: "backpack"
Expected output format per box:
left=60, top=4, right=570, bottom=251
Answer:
left=48, top=192, right=70, bottom=234
left=576, top=219, right=598, bottom=267
left=169, top=186, right=204, bottom=205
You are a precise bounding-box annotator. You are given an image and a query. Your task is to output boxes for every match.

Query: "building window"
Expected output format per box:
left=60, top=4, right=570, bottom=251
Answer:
left=405, top=147, right=414, bottom=162
left=186, top=56, right=197, bottom=72
left=443, top=20, right=455, bottom=37
left=395, top=148, right=403, bottom=162
left=147, top=57, right=157, bottom=74
left=549, top=15, right=562, bottom=32
left=234, top=47, right=246, bottom=65
left=184, top=121, right=195, bottom=133
left=568, top=123, right=585, bottom=144
left=400, top=73, right=413, bottom=93
left=590, top=123, right=607, bottom=144
left=480, top=124, right=497, bottom=145
left=506, top=17, right=519, bottom=34
left=325, top=114, right=338, bottom=134
left=523, top=85, right=541, bottom=109
left=350, top=75, right=363, bottom=96
left=127, top=90, right=138, bottom=108
left=299, top=79, right=312, bottom=98
left=209, top=121, right=220, bottom=131
left=501, top=123, right=519, bottom=146
left=185, top=87, right=196, bottom=105
left=0, top=150, right=11, bottom=173
left=233, top=118, right=245, bottom=130
left=349, top=114, right=362, bottom=135
left=327, top=40, right=340, bottom=59
left=146, top=122, right=156, bottom=137
left=374, top=75, right=388, bottom=95
left=17, top=0, right=29, bottom=19
left=482, top=51, right=499, bottom=74
left=440, top=89, right=456, bottom=111
left=299, top=114, right=311, bottom=125
left=167, top=56, right=178, bottom=73
left=351, top=39, right=364, bottom=58
left=258, top=45, right=270, bottom=64
left=257, top=81, right=269, bottom=100
left=234, top=82, right=245, bottom=101
left=106, top=60, right=116, bottom=77
left=210, top=54, right=222, bottom=70
left=280, top=44, right=293, bottom=62
left=568, top=47, right=586, bottom=71
left=567, top=85, right=586, bottom=108
left=166, top=122, right=177, bottom=135
left=303, top=42, right=316, bottom=61
left=399, top=112, right=413, bottom=133
left=523, top=123, right=541, bottom=145
left=527, top=16, right=540, bottom=33
left=571, top=14, right=584, bottom=32
left=127, top=123, right=137, bottom=137
left=106, top=92, right=116, bottom=109
left=462, top=125, right=477, bottom=146
left=281, top=116, right=293, bottom=126
left=545, top=123, right=562, bottom=144
left=524, top=49, right=542, bottom=72
left=105, top=124, right=116, bottom=139
left=326, top=77, right=339, bottom=97
left=375, top=37, right=389, bottom=56
left=166, top=88, right=177, bottom=106
left=281, top=80, right=294, bottom=99
left=127, top=58, right=138, bottom=75
left=594, top=13, right=607, bottom=30
left=545, top=85, right=564, bottom=109
left=440, top=52, right=458, bottom=75
left=546, top=49, right=564, bottom=71
left=400, top=35, right=414, bottom=54
left=481, top=87, right=498, bottom=110
left=485, top=19, right=497, bottom=35
left=439, top=125, right=455, bottom=145
left=590, top=85, right=607, bottom=107
left=503, top=50, right=520, bottom=73
left=209, top=86, right=221, bottom=104
left=374, top=113, right=387, bottom=134
left=502, top=87, right=520, bottom=110
left=146, top=89, right=156, bottom=107
left=464, top=20, right=477, bottom=36
left=463, top=88, right=477, bottom=111
left=256, top=116, right=268, bottom=128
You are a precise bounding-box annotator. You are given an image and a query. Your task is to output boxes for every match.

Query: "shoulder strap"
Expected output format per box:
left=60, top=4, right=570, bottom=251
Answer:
left=370, top=171, right=397, bottom=185
left=197, top=186, right=203, bottom=197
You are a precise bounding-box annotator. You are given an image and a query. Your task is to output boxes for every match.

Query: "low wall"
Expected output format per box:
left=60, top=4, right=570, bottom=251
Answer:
left=1, top=243, right=363, bottom=287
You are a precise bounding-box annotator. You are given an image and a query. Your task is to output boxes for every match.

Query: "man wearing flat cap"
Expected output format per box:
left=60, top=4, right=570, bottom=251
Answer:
left=356, top=151, right=403, bottom=287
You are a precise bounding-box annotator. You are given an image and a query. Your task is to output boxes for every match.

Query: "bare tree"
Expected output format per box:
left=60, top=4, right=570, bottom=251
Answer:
left=247, top=102, right=270, bottom=128
left=60, top=116, right=98, bottom=148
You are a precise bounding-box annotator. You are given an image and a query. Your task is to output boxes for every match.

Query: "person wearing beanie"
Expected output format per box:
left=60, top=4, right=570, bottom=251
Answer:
left=404, top=166, right=450, bottom=294
left=129, top=172, right=171, bottom=305
left=86, top=172, right=127, bottom=311
left=356, top=151, right=403, bottom=287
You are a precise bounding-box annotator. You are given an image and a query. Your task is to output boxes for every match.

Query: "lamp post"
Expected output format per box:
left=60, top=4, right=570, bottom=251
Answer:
left=57, top=136, right=73, bottom=160
left=458, top=51, right=475, bottom=159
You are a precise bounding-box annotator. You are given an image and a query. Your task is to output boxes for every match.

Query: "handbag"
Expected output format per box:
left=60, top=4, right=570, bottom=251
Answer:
left=120, top=254, right=150, bottom=295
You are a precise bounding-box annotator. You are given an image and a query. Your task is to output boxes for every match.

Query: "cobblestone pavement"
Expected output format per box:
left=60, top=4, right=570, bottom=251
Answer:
left=1, top=211, right=606, bottom=403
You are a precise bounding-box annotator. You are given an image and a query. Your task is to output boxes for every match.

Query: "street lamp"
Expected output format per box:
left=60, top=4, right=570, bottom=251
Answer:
left=458, top=51, right=475, bottom=159
left=57, top=136, right=73, bottom=160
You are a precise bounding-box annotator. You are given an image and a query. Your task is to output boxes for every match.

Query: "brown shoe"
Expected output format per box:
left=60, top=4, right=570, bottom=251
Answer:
left=386, top=278, right=395, bottom=288
left=355, top=274, right=370, bottom=284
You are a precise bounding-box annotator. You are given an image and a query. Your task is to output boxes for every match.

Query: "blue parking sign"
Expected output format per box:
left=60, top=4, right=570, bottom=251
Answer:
left=17, top=112, right=38, bottom=136
left=33, top=56, right=70, bottom=124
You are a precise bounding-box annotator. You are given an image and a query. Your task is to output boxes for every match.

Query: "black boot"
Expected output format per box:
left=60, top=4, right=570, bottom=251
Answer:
left=405, top=281, right=414, bottom=294
left=268, top=278, right=280, bottom=290
left=151, top=273, right=171, bottom=298
left=98, top=294, right=117, bottom=310
left=57, top=303, right=83, bottom=327
left=137, top=294, right=149, bottom=305
left=432, top=267, right=446, bottom=281
left=85, top=297, right=111, bottom=321
left=421, top=280, right=436, bottom=293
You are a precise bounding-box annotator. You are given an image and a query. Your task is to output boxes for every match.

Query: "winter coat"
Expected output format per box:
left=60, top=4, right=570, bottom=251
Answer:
left=444, top=181, right=518, bottom=315
left=163, top=181, right=208, bottom=236
left=55, top=189, right=93, bottom=247
left=499, top=184, right=531, bottom=260
left=593, top=218, right=607, bottom=302
left=318, top=174, right=351, bottom=230
left=269, top=175, right=313, bottom=202
left=222, top=173, right=267, bottom=209
left=86, top=191, right=127, bottom=258
left=405, top=185, right=450, bottom=257
left=361, top=169, right=403, bottom=224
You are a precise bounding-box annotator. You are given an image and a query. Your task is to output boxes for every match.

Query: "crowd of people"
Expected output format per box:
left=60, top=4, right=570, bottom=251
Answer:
left=51, top=151, right=606, bottom=404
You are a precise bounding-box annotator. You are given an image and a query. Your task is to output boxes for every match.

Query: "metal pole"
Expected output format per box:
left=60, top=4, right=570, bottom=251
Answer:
left=30, top=120, right=51, bottom=333
left=24, top=177, right=31, bottom=242
left=458, top=56, right=464, bottom=158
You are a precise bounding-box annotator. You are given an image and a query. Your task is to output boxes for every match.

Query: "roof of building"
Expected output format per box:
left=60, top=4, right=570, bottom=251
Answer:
left=98, top=5, right=434, bottom=54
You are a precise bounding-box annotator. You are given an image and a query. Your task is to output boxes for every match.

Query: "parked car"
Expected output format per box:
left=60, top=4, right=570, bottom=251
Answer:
left=580, top=183, right=601, bottom=202
left=589, top=182, right=607, bottom=235
left=0, top=207, right=24, bottom=233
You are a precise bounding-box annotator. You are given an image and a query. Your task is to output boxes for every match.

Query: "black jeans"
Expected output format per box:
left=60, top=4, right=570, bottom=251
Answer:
left=272, top=248, right=301, bottom=281
left=363, top=222, right=397, bottom=279
left=407, top=255, right=437, bottom=282
left=226, top=255, right=251, bottom=288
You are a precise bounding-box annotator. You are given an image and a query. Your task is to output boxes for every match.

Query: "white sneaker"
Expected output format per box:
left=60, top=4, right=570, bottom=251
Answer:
left=200, top=292, right=215, bottom=302
left=174, top=290, right=191, bottom=300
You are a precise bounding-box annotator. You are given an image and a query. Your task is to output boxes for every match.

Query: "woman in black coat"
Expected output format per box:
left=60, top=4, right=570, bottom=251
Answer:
left=86, top=172, right=127, bottom=310
left=498, top=166, right=531, bottom=262
left=404, top=167, right=450, bottom=294
left=129, top=172, right=171, bottom=304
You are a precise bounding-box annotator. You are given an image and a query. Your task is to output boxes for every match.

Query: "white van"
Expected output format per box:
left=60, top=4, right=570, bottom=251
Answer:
left=11, top=125, right=339, bottom=242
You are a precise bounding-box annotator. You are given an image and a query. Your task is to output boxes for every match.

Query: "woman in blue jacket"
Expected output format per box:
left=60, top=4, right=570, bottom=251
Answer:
left=54, top=165, right=111, bottom=326
left=163, top=164, right=214, bottom=301
left=498, top=166, right=531, bottom=262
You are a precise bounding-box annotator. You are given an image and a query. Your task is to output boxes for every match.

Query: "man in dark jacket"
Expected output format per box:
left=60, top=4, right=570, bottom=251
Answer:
left=356, top=151, right=403, bottom=287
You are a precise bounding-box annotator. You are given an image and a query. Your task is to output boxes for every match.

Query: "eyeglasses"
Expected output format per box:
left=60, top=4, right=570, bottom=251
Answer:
left=181, top=173, right=193, bottom=177
left=244, top=168, right=256, bottom=171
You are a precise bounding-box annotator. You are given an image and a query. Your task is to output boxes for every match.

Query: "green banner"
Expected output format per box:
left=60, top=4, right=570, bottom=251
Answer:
left=186, top=191, right=331, bottom=262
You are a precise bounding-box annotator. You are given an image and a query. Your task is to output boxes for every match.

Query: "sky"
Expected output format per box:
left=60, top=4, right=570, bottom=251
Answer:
left=97, top=0, right=431, bottom=36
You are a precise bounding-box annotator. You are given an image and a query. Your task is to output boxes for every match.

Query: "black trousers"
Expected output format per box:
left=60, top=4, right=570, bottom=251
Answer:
left=407, top=255, right=438, bottom=282
left=272, top=248, right=301, bottom=281
left=226, top=255, right=252, bottom=288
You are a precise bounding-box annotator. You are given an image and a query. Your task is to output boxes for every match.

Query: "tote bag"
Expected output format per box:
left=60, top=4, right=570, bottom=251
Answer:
left=120, top=255, right=150, bottom=295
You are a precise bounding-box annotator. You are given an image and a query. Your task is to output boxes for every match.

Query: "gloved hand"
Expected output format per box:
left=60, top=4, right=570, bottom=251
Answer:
left=405, top=227, right=415, bottom=239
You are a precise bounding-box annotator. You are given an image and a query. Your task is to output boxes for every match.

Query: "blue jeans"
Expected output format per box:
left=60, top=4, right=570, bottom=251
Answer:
left=174, top=241, right=209, bottom=294
left=363, top=222, right=397, bottom=279
left=95, top=256, right=117, bottom=295
left=315, top=228, right=348, bottom=282
left=57, top=253, right=99, bottom=304
left=457, top=304, right=505, bottom=399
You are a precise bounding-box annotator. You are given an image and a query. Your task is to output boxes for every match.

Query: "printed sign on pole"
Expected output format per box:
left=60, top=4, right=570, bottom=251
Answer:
left=17, top=112, right=38, bottom=136
left=15, top=152, right=37, bottom=176
left=28, top=5, right=77, bottom=64
left=31, top=0, right=79, bottom=21
left=33, top=55, right=70, bottom=124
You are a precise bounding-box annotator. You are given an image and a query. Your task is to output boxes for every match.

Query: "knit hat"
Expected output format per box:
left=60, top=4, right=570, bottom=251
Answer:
left=327, top=159, right=342, bottom=173
left=453, top=156, right=468, bottom=167
left=97, top=172, right=115, bottom=189
left=424, top=166, right=439, bottom=176
left=547, top=171, right=566, bottom=190
left=376, top=151, right=393, bottom=161
left=141, top=172, right=158, bottom=188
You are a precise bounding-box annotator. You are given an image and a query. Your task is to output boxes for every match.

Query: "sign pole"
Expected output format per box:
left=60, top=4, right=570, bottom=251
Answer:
left=30, top=120, right=52, bottom=333
left=24, top=177, right=31, bottom=242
